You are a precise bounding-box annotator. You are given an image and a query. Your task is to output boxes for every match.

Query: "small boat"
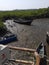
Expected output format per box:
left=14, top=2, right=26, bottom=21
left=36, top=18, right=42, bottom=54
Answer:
left=36, top=42, right=47, bottom=65
left=8, top=42, right=47, bottom=65
left=0, top=34, right=17, bottom=45
left=14, top=18, right=32, bottom=25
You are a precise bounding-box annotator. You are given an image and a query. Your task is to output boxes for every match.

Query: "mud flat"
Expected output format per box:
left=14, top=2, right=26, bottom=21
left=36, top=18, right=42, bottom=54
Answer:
left=7, top=18, right=49, bottom=65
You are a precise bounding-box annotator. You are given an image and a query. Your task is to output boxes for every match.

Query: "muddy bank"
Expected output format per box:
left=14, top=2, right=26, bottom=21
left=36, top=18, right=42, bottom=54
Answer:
left=6, top=18, right=49, bottom=65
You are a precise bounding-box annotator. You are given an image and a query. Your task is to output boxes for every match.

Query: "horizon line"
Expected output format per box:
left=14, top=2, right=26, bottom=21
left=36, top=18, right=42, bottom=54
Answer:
left=0, top=7, right=49, bottom=11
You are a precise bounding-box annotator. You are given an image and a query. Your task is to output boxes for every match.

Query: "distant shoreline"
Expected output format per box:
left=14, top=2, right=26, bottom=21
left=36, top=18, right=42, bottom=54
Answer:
left=0, top=7, right=49, bottom=21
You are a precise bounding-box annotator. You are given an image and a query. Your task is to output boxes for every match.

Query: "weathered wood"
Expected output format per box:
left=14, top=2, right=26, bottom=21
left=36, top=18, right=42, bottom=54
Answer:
left=8, top=46, right=36, bottom=52
left=9, top=59, right=34, bottom=64
left=47, top=59, right=49, bottom=62
left=35, top=54, right=40, bottom=65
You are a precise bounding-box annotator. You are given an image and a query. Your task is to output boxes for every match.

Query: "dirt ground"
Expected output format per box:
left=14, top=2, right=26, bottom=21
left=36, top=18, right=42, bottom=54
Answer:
left=7, top=18, right=49, bottom=65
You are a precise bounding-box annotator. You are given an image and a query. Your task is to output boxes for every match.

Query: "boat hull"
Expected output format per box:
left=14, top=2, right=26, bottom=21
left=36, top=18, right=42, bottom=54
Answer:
left=0, top=35, right=17, bottom=45
left=14, top=20, right=32, bottom=25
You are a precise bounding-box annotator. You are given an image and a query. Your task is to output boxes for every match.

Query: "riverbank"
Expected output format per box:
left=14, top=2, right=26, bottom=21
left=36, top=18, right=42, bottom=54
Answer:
left=0, top=8, right=49, bottom=35
left=0, top=8, right=49, bottom=21
left=0, top=21, right=7, bottom=36
left=5, top=18, right=49, bottom=65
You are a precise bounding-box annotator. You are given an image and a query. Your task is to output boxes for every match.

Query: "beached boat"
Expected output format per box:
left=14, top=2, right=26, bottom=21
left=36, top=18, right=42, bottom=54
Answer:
left=14, top=18, right=32, bottom=25
left=0, top=34, right=17, bottom=45
left=8, top=42, right=47, bottom=65
left=36, top=42, right=47, bottom=65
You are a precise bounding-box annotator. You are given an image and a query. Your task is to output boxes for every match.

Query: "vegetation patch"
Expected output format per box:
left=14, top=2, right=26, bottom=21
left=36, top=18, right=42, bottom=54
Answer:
left=0, top=21, right=5, bottom=28
left=0, top=7, right=49, bottom=31
left=0, top=21, right=7, bottom=36
left=0, top=8, right=48, bottom=21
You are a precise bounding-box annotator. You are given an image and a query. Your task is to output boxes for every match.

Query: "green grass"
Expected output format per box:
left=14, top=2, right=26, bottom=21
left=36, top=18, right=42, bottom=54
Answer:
left=0, top=7, right=49, bottom=28
left=0, top=8, right=49, bottom=19
left=0, top=21, right=5, bottom=28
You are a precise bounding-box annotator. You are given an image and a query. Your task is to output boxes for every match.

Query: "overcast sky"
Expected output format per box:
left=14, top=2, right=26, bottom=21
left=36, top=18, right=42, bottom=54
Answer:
left=0, top=0, right=49, bottom=10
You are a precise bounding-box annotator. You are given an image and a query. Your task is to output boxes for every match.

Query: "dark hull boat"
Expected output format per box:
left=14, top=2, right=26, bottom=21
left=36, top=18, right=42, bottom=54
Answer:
left=0, top=34, right=17, bottom=45
left=14, top=19, right=32, bottom=25
left=36, top=42, right=47, bottom=65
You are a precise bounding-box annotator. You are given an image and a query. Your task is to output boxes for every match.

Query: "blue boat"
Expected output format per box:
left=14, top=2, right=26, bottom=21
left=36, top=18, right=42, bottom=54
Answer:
left=0, top=34, right=17, bottom=45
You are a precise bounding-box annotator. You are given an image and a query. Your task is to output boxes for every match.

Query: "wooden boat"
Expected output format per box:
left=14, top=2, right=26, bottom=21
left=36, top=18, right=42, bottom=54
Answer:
left=8, top=42, right=47, bottom=65
left=14, top=18, right=32, bottom=25
left=36, top=42, right=47, bottom=65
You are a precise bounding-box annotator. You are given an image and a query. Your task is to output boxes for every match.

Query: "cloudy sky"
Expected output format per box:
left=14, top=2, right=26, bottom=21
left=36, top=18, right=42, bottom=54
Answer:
left=0, top=0, right=49, bottom=10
